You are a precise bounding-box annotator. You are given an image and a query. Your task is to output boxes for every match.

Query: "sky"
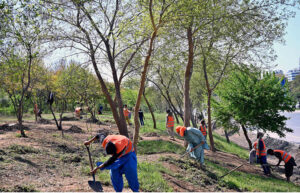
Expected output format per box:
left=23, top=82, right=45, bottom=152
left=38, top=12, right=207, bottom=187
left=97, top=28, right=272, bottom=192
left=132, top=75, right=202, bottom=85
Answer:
left=273, top=8, right=300, bottom=73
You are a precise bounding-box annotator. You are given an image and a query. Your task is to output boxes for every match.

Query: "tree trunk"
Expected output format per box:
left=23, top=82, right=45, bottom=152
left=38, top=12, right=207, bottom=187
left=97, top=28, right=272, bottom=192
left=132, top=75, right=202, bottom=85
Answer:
left=75, top=16, right=128, bottom=137
left=207, top=90, right=216, bottom=151
left=184, top=26, right=194, bottom=127
left=133, top=0, right=160, bottom=153
left=143, top=91, right=156, bottom=129
left=49, top=104, right=61, bottom=130
left=224, top=130, right=230, bottom=143
left=17, top=107, right=26, bottom=137
left=241, top=124, right=252, bottom=150
left=190, top=103, right=197, bottom=128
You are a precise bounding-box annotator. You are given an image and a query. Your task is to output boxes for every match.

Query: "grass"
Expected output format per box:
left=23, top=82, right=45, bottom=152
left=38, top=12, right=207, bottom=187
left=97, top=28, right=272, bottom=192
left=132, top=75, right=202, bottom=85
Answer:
left=8, top=144, right=39, bottom=154
left=206, top=161, right=300, bottom=192
left=210, top=133, right=249, bottom=160
left=139, top=112, right=184, bottom=136
left=137, top=140, right=185, bottom=154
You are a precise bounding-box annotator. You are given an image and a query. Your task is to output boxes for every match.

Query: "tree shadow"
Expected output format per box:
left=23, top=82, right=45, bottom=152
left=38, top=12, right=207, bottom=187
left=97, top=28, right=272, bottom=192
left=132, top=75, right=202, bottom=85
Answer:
left=14, top=156, right=38, bottom=168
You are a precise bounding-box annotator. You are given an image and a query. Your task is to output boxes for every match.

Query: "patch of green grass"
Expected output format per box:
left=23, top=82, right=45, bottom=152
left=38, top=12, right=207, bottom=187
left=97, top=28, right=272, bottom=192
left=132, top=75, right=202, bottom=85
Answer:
left=15, top=133, right=22, bottom=138
left=138, top=161, right=173, bottom=192
left=137, top=140, right=185, bottom=154
left=206, top=160, right=300, bottom=192
left=209, top=133, right=249, bottom=160
left=8, top=144, right=39, bottom=154
left=140, top=113, right=183, bottom=135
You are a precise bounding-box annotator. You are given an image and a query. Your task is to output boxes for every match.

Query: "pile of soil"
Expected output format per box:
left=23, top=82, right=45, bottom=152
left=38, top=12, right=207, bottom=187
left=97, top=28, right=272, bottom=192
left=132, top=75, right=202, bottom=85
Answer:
left=59, top=116, right=78, bottom=121
left=66, top=125, right=84, bottom=133
left=0, top=123, right=29, bottom=132
left=86, top=118, right=101, bottom=124
left=144, top=132, right=160, bottom=137
left=0, top=124, right=13, bottom=132
left=37, top=118, right=51, bottom=124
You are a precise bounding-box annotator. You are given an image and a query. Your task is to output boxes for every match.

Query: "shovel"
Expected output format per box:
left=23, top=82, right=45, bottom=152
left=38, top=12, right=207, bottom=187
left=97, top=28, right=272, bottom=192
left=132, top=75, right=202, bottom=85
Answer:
left=219, top=163, right=244, bottom=179
left=86, top=145, right=103, bottom=192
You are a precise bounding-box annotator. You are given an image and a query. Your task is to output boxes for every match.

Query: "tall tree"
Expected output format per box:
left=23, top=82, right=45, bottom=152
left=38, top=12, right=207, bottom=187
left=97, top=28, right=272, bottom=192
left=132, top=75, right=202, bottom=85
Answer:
left=44, top=0, right=147, bottom=137
left=0, top=0, right=48, bottom=137
left=213, top=68, right=296, bottom=150
left=133, top=0, right=172, bottom=152
left=193, top=0, right=298, bottom=151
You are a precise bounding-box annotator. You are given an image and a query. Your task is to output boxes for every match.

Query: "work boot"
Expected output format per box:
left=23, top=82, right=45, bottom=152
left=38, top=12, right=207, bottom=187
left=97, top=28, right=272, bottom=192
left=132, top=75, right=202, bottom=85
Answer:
left=200, top=164, right=206, bottom=170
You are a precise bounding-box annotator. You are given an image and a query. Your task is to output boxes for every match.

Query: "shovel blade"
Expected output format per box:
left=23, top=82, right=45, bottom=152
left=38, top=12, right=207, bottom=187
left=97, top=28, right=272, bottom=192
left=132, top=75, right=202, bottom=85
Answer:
left=88, top=180, right=103, bottom=192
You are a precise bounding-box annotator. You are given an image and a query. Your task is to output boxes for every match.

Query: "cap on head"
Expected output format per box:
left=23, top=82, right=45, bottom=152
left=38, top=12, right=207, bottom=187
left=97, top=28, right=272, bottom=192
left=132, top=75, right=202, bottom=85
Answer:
left=176, top=126, right=186, bottom=137
left=98, top=134, right=107, bottom=144
left=267, top=149, right=274, bottom=155
left=257, top=132, right=264, bottom=139
left=201, top=120, right=205, bottom=124
left=105, top=141, right=116, bottom=154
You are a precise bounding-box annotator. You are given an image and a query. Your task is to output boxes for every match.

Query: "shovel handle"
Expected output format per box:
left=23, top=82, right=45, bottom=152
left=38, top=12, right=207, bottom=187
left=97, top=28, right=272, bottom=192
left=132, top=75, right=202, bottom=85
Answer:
left=180, top=142, right=204, bottom=158
left=86, top=146, right=94, bottom=170
left=86, top=145, right=97, bottom=181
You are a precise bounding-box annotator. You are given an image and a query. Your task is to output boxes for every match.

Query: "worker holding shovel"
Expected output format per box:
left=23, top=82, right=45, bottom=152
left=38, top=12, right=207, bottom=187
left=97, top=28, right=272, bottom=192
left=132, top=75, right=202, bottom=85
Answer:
left=84, top=134, right=139, bottom=192
left=176, top=126, right=209, bottom=169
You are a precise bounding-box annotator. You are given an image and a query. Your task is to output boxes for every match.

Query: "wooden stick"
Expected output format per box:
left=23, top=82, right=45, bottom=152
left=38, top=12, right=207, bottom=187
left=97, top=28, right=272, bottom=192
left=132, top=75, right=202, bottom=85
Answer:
left=219, top=164, right=244, bottom=179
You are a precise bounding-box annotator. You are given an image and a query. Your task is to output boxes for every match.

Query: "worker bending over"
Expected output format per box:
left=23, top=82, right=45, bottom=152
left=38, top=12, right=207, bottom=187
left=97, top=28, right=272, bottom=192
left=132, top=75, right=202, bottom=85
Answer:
left=84, top=134, right=139, bottom=192
left=267, top=149, right=297, bottom=182
left=176, top=126, right=209, bottom=168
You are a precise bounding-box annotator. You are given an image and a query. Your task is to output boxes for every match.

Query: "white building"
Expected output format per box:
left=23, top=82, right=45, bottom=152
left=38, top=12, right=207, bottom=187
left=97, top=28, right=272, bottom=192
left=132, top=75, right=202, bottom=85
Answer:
left=286, top=58, right=300, bottom=81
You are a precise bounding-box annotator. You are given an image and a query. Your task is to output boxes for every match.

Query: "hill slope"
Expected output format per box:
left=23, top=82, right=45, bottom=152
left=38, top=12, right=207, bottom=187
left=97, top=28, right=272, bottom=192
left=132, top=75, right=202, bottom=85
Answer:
left=0, top=117, right=299, bottom=192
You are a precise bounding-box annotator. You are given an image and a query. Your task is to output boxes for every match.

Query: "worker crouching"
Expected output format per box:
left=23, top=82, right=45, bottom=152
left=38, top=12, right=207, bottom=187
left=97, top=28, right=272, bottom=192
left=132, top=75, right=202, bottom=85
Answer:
left=267, top=149, right=297, bottom=182
left=176, top=126, right=209, bottom=168
left=84, top=134, right=139, bottom=192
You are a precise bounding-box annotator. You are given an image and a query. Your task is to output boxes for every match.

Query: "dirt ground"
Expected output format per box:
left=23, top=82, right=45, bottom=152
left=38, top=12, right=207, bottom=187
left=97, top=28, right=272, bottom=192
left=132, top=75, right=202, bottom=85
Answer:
left=0, top=119, right=292, bottom=192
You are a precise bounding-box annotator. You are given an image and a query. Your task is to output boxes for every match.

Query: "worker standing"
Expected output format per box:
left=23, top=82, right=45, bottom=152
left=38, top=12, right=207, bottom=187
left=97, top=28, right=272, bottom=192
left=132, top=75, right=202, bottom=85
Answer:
left=267, top=149, right=297, bottom=182
left=176, top=126, right=209, bottom=168
left=199, top=120, right=207, bottom=139
left=84, top=134, right=139, bottom=192
left=123, top=105, right=131, bottom=125
left=138, top=109, right=145, bottom=126
left=255, top=132, right=271, bottom=176
left=166, top=110, right=175, bottom=140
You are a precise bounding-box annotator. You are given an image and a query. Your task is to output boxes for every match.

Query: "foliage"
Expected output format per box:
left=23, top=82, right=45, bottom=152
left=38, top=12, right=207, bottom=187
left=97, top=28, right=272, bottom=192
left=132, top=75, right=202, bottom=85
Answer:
left=290, top=74, right=300, bottom=104
left=213, top=68, right=296, bottom=137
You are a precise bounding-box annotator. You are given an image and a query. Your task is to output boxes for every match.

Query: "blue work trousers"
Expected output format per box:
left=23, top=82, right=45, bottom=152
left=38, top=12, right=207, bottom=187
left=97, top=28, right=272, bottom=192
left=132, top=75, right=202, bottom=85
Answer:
left=257, top=155, right=270, bottom=175
left=97, top=152, right=139, bottom=192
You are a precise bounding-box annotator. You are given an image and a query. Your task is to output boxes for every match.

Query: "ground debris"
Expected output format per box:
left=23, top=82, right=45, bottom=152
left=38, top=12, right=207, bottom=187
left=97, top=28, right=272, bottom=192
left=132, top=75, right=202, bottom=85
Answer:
left=37, top=118, right=51, bottom=124
left=66, top=125, right=84, bottom=133
left=144, top=132, right=160, bottom=137
left=0, top=123, right=29, bottom=132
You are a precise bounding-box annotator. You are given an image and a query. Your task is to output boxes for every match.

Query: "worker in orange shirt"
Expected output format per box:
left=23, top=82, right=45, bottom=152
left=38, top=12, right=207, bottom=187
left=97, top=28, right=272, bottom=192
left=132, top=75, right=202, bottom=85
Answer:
left=123, top=105, right=131, bottom=125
